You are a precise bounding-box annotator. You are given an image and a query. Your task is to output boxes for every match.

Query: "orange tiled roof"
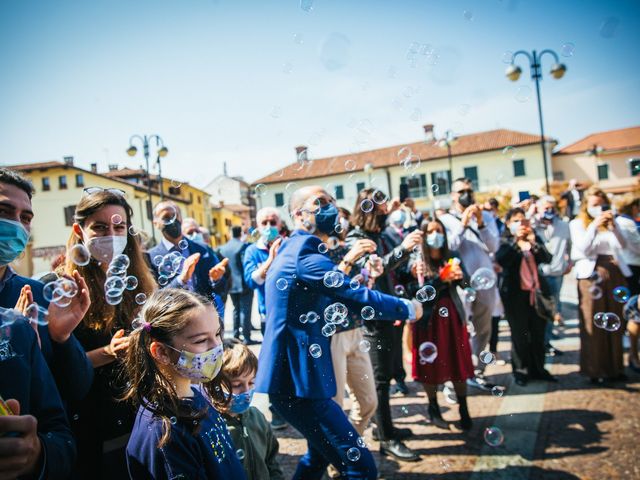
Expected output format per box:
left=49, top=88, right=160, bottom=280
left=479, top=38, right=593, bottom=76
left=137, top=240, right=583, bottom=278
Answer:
left=103, top=168, right=146, bottom=177
left=252, top=129, right=549, bottom=185
left=556, top=125, right=640, bottom=155
left=7, top=161, right=69, bottom=171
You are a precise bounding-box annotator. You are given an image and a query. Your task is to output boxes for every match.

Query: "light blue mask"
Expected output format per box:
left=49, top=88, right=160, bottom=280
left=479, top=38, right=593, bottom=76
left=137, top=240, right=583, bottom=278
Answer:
left=226, top=388, right=255, bottom=415
left=426, top=232, right=445, bottom=249
left=187, top=232, right=204, bottom=244
left=0, top=219, right=30, bottom=266
left=260, top=226, right=279, bottom=243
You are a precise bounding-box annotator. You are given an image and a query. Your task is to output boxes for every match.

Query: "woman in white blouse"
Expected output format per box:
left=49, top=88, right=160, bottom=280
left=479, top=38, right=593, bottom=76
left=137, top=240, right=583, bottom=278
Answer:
left=570, top=186, right=630, bottom=383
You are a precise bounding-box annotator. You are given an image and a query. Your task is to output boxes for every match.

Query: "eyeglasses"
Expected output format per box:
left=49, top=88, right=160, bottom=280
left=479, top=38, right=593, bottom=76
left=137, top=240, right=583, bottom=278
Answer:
left=83, top=187, right=127, bottom=198
left=260, top=219, right=278, bottom=226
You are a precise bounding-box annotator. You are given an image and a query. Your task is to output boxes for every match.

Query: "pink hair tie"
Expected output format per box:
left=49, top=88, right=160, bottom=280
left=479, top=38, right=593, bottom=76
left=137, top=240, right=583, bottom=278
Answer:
left=143, top=322, right=152, bottom=332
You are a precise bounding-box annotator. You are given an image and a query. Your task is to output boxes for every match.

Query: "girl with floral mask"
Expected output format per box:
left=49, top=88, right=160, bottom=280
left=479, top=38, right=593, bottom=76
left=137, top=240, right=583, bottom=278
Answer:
left=216, top=341, right=283, bottom=480
left=123, top=289, right=246, bottom=480
left=62, top=188, right=156, bottom=479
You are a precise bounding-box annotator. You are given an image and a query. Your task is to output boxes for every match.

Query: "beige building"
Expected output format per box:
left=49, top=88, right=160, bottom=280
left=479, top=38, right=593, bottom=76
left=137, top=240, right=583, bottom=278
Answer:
left=552, top=125, right=640, bottom=194
left=7, top=159, right=210, bottom=276
left=252, top=126, right=556, bottom=219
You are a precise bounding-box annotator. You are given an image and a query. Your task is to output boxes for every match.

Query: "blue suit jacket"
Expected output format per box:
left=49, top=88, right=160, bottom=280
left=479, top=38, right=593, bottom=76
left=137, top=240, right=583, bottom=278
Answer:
left=219, top=238, right=250, bottom=295
left=243, top=243, right=270, bottom=316
left=255, top=229, right=411, bottom=400
left=0, top=274, right=94, bottom=404
left=148, top=238, right=226, bottom=316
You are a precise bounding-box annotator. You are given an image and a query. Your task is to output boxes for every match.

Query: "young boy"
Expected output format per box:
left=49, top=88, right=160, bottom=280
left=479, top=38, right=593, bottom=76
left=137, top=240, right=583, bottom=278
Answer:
left=221, top=340, right=284, bottom=480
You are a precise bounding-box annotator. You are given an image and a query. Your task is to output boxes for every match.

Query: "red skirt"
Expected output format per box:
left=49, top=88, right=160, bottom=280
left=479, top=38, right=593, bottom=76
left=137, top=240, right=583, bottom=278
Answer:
left=411, top=295, right=474, bottom=384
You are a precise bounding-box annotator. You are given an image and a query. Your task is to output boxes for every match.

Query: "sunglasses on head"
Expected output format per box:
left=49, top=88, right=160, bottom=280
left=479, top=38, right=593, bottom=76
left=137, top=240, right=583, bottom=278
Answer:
left=83, top=187, right=127, bottom=198
left=261, top=219, right=278, bottom=226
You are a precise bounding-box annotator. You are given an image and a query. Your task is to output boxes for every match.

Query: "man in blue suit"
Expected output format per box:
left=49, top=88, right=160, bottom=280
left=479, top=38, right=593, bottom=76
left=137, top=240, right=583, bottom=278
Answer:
left=255, top=186, right=423, bottom=480
left=148, top=201, right=228, bottom=315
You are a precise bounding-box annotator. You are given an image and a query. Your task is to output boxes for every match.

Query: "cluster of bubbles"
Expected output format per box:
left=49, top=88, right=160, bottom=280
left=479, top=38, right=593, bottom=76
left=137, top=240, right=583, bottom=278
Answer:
left=0, top=305, right=48, bottom=333
left=397, top=147, right=421, bottom=176
left=483, top=426, right=504, bottom=447
left=103, top=254, right=139, bottom=306
left=43, top=277, right=79, bottom=308
left=299, top=311, right=320, bottom=324
left=415, top=285, right=437, bottom=302
left=152, top=250, right=186, bottom=287
left=479, top=350, right=495, bottom=365
left=323, top=271, right=345, bottom=288
left=593, top=312, right=621, bottom=332
left=463, top=287, right=477, bottom=303
left=405, top=42, right=439, bottom=68
left=438, top=307, right=449, bottom=317
left=309, top=343, right=322, bottom=358
left=418, top=341, right=438, bottom=364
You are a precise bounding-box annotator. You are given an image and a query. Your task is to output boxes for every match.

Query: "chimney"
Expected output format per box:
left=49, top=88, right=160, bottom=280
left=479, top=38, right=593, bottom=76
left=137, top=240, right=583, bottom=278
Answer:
left=295, top=145, right=308, bottom=162
left=63, top=156, right=74, bottom=166
left=108, top=164, right=119, bottom=171
left=90, top=163, right=97, bottom=173
left=423, top=124, right=435, bottom=142
left=223, top=161, right=228, bottom=177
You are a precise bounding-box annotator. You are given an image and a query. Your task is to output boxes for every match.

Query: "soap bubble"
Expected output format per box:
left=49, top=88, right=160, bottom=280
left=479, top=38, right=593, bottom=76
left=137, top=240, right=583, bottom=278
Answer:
left=599, top=16, right=619, bottom=38
left=153, top=255, right=163, bottom=267
left=361, top=306, right=375, bottom=320
left=560, top=42, right=575, bottom=57
left=348, top=278, right=360, bottom=290
left=300, top=0, right=314, bottom=12
left=372, top=190, right=388, bottom=205
left=590, top=271, right=603, bottom=284
left=309, top=344, right=322, bottom=358
left=111, top=254, right=130, bottom=271
left=419, top=342, right=438, bottom=363
left=602, top=312, right=621, bottom=332
left=589, top=285, right=603, bottom=300
left=360, top=199, right=374, bottom=213
left=276, top=278, right=288, bottom=291
left=178, top=239, right=188, bottom=250
left=105, top=292, right=123, bottom=306
left=318, top=243, right=328, bottom=254
left=135, top=293, right=147, bottom=305
left=502, top=51, right=514, bottom=64
left=483, top=426, right=504, bottom=447
left=111, top=214, right=123, bottom=225
left=319, top=32, right=350, bottom=71
left=431, top=184, right=439, bottom=194
left=327, top=237, right=340, bottom=250
left=254, top=184, right=267, bottom=197
left=158, top=275, right=169, bottom=286
left=160, top=206, right=177, bottom=225
left=346, top=447, right=361, bottom=462
left=515, top=86, right=531, bottom=103
left=128, top=225, right=138, bottom=236
left=69, top=244, right=91, bottom=266
left=480, top=351, right=495, bottom=365
left=57, top=278, right=78, bottom=298
left=322, top=323, right=337, bottom=337
left=463, top=10, right=473, bottom=21
left=394, top=285, right=406, bottom=296
left=43, top=281, right=65, bottom=304
left=236, top=448, right=245, bottom=460
left=305, top=311, right=318, bottom=324
left=416, top=285, right=437, bottom=302
left=345, top=159, right=356, bottom=171
left=464, top=287, right=477, bottom=303
left=358, top=339, right=370, bottom=352
left=105, top=276, right=125, bottom=292
left=357, top=436, right=366, bottom=448
left=299, top=314, right=308, bottom=324
left=593, top=312, right=607, bottom=329
left=438, top=307, right=449, bottom=317
left=491, top=386, right=505, bottom=397
left=470, top=268, right=497, bottom=290
left=170, top=416, right=177, bottom=425
left=613, top=286, right=630, bottom=303
left=125, top=276, right=138, bottom=290
left=25, top=303, right=49, bottom=326
left=502, top=146, right=517, bottom=159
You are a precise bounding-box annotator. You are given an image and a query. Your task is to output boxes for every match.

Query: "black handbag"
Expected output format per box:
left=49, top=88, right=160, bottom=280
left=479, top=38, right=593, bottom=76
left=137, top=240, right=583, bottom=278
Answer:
left=532, top=289, right=554, bottom=320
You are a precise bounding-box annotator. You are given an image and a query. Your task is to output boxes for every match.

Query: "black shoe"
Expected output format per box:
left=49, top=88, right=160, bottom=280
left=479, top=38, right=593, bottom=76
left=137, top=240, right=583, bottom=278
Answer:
left=466, top=376, right=494, bottom=392
left=514, top=373, right=528, bottom=386
left=391, top=380, right=409, bottom=396
left=243, top=339, right=260, bottom=345
left=531, top=370, right=558, bottom=382
left=545, top=345, right=564, bottom=357
left=459, top=404, right=472, bottom=431
left=270, top=415, right=287, bottom=430
left=610, top=373, right=628, bottom=382
left=379, top=440, right=420, bottom=462
left=371, top=426, right=412, bottom=441
left=629, top=360, right=640, bottom=374
left=427, top=404, right=449, bottom=430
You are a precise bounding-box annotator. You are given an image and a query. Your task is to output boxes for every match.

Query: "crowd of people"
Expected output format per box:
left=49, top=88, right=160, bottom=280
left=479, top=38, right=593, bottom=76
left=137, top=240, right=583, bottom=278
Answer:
left=1, top=165, right=638, bottom=479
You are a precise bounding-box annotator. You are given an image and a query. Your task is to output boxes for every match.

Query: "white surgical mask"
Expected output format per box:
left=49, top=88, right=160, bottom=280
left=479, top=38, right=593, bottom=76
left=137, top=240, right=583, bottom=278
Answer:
left=509, top=221, right=521, bottom=236
left=84, top=235, right=127, bottom=264
left=587, top=206, right=602, bottom=219
left=426, top=232, right=445, bottom=249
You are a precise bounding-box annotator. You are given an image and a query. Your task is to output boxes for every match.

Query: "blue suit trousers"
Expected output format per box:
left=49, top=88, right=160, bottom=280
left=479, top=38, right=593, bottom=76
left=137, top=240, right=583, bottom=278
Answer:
left=271, top=396, right=377, bottom=480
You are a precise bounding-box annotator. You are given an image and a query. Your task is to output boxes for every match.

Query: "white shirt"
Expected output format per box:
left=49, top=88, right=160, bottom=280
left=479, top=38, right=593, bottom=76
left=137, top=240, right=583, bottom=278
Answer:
left=615, top=215, right=640, bottom=267
left=569, top=218, right=631, bottom=279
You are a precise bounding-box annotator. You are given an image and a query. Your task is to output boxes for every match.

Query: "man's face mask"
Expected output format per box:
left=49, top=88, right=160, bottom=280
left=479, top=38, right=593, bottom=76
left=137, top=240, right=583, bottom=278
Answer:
left=457, top=189, right=474, bottom=208
left=0, top=219, right=30, bottom=266
left=162, top=220, right=182, bottom=240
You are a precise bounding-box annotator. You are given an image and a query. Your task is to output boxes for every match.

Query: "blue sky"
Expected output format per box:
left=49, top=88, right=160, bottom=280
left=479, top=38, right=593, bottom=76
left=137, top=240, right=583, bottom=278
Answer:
left=0, top=0, right=638, bottom=187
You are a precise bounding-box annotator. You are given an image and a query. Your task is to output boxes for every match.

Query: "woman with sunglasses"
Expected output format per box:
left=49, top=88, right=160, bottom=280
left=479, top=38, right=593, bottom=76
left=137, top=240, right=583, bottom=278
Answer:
left=62, top=187, right=156, bottom=478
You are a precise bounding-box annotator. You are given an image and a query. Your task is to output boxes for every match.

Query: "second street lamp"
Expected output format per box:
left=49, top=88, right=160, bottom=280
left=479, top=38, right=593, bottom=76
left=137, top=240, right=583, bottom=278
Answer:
left=126, top=134, right=169, bottom=242
left=505, top=48, right=567, bottom=194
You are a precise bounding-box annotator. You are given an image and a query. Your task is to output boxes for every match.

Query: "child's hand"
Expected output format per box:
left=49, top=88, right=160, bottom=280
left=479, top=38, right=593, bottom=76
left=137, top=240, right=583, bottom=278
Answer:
left=105, top=329, right=130, bottom=359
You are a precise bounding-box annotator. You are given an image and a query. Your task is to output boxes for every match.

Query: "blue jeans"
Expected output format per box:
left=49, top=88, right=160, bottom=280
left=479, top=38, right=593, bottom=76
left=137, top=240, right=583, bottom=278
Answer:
left=230, top=291, right=254, bottom=340
left=271, top=396, right=377, bottom=480
left=543, top=275, right=563, bottom=344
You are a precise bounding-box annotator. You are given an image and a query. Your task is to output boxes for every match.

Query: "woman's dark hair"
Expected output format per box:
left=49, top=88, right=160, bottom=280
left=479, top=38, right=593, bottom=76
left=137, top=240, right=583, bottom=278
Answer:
left=505, top=207, right=526, bottom=222
left=350, top=188, right=386, bottom=233
left=122, top=288, right=230, bottom=448
left=63, top=189, right=156, bottom=332
left=419, top=218, right=451, bottom=278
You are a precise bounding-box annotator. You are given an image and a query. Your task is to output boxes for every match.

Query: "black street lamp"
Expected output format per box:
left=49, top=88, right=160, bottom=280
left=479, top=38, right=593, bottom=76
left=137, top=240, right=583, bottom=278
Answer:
left=505, top=49, right=567, bottom=194
left=126, top=135, right=169, bottom=242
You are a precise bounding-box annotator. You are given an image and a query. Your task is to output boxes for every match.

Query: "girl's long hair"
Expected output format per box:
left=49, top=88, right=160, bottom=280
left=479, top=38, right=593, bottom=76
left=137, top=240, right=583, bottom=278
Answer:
left=350, top=188, right=386, bottom=233
left=578, top=186, right=610, bottom=230
left=63, top=190, right=156, bottom=332
left=419, top=218, right=451, bottom=278
left=122, top=288, right=230, bottom=448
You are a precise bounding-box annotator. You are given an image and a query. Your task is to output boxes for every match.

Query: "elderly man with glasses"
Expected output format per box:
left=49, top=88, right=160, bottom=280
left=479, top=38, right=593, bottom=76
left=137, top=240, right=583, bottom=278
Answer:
left=439, top=177, right=501, bottom=392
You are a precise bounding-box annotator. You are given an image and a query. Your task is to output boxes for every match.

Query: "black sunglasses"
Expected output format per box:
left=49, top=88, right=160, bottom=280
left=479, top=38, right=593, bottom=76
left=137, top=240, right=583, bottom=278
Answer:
left=83, top=187, right=127, bottom=198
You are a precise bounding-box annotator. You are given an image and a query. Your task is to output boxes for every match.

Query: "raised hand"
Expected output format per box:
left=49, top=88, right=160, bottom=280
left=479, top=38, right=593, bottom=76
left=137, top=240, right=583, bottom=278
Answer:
left=400, top=230, right=423, bottom=251
left=209, top=258, right=229, bottom=282
left=104, top=329, right=130, bottom=359
left=343, top=239, right=376, bottom=265
left=47, top=271, right=91, bottom=343
left=179, top=253, right=201, bottom=284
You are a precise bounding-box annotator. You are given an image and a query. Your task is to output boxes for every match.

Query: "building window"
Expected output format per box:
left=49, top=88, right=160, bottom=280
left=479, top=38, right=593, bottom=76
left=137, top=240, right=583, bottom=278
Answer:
left=75, top=174, right=84, bottom=188
left=42, top=177, right=50, bottom=192
left=197, top=195, right=201, bottom=204
left=513, top=159, right=526, bottom=177
left=400, top=174, right=427, bottom=198
left=213, top=218, right=218, bottom=227
left=355, top=182, right=366, bottom=193
left=59, top=175, right=68, bottom=190
left=629, top=158, right=640, bottom=176
left=63, top=205, right=76, bottom=226
left=334, top=185, right=344, bottom=200
left=189, top=192, right=193, bottom=202
left=275, top=193, right=284, bottom=207
left=463, top=166, right=478, bottom=191
left=430, top=170, right=452, bottom=195
left=553, top=171, right=565, bottom=181
left=597, top=163, right=609, bottom=180
left=169, top=186, right=181, bottom=196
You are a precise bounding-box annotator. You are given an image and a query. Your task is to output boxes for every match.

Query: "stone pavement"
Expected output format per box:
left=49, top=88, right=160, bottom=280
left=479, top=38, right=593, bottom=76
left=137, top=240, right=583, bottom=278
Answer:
left=223, top=277, right=640, bottom=479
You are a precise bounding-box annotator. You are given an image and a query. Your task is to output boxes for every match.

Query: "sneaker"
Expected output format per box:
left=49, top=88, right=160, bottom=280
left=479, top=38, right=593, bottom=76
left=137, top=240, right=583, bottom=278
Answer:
left=466, top=376, right=495, bottom=392
left=390, top=380, right=409, bottom=396
left=270, top=413, right=287, bottom=430
left=442, top=383, right=457, bottom=404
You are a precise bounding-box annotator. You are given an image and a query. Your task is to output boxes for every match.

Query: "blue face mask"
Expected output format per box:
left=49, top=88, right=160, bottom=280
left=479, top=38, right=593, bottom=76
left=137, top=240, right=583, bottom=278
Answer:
left=187, top=232, right=204, bottom=244
left=0, top=219, right=30, bottom=266
left=260, top=226, right=279, bottom=243
left=314, top=203, right=339, bottom=234
left=226, top=388, right=255, bottom=415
